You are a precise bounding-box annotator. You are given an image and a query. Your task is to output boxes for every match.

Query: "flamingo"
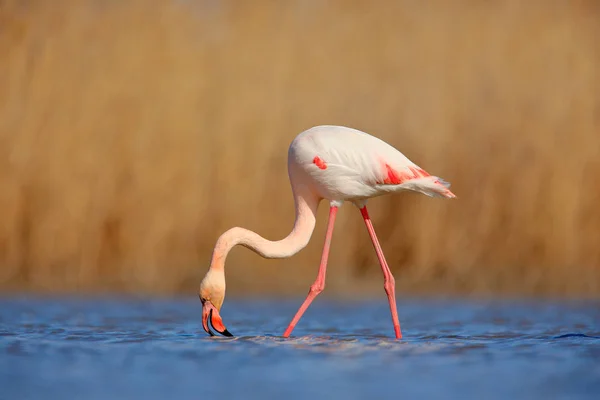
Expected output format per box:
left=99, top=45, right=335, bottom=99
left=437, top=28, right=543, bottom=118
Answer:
left=199, top=125, right=455, bottom=339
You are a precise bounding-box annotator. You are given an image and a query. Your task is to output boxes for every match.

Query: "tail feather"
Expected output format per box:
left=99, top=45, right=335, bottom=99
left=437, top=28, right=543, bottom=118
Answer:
left=435, top=177, right=452, bottom=189
left=399, top=176, right=456, bottom=199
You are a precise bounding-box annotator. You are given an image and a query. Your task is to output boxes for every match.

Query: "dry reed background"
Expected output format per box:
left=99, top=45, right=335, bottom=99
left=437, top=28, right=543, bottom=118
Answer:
left=0, top=0, right=599, bottom=298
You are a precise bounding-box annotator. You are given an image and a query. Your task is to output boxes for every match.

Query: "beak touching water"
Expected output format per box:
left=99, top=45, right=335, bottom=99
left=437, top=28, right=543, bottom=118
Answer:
left=201, top=300, right=233, bottom=337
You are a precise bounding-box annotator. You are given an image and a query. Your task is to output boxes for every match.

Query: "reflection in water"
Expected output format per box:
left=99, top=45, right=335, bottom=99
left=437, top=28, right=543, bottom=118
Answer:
left=0, top=296, right=599, bottom=399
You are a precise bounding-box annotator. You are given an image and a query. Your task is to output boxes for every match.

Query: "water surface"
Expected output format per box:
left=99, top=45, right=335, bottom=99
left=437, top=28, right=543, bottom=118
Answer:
left=1, top=296, right=599, bottom=399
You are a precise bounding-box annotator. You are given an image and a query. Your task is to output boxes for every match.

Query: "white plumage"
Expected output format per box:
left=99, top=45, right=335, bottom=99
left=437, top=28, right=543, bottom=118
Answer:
left=288, top=125, right=455, bottom=202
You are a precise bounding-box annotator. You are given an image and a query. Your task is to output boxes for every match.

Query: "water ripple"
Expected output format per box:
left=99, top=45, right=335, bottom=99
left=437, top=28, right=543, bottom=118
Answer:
left=1, top=296, right=599, bottom=399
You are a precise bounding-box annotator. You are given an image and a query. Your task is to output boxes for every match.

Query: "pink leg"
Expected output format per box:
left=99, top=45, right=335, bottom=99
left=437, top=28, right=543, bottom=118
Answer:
left=360, top=206, right=402, bottom=339
left=283, top=205, right=338, bottom=338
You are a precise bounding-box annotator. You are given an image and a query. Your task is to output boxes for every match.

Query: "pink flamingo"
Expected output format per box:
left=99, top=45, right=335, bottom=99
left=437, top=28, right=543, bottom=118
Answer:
left=199, top=125, right=455, bottom=339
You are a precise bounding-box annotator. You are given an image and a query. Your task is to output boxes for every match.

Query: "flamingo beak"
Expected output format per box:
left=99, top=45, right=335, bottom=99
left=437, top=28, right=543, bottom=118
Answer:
left=201, top=300, right=233, bottom=337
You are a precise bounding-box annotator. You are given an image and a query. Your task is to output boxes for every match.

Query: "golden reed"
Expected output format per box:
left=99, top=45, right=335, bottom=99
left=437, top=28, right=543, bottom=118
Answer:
left=0, top=0, right=598, bottom=297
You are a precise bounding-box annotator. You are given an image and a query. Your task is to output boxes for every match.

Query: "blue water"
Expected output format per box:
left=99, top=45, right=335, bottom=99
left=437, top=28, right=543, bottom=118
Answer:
left=0, top=296, right=599, bottom=400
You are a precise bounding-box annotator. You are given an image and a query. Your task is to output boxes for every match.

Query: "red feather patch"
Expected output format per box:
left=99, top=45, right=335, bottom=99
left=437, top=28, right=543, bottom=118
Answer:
left=383, top=164, right=404, bottom=184
left=379, top=164, right=430, bottom=185
left=313, top=156, right=327, bottom=170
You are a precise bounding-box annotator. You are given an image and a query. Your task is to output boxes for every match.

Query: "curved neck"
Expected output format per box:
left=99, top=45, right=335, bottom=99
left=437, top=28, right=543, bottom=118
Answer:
left=209, top=189, right=320, bottom=272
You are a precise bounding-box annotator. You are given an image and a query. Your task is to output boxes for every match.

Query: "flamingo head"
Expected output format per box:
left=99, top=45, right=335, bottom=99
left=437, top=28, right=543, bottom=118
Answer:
left=198, top=269, right=233, bottom=337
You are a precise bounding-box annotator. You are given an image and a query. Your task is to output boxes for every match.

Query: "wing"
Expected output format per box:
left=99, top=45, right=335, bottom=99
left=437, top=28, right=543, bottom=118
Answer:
left=290, top=125, right=434, bottom=199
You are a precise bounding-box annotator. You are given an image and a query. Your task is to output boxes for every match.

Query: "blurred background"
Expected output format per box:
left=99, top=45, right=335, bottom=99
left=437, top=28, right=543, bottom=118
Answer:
left=0, top=0, right=598, bottom=299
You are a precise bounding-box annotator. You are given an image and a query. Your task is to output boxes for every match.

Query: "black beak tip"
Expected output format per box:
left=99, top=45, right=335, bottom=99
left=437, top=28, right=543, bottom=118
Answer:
left=208, top=309, right=234, bottom=337
left=219, top=329, right=233, bottom=337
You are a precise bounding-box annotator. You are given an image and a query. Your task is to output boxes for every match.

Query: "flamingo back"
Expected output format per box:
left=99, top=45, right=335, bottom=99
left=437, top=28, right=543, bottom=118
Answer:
left=288, top=125, right=455, bottom=201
